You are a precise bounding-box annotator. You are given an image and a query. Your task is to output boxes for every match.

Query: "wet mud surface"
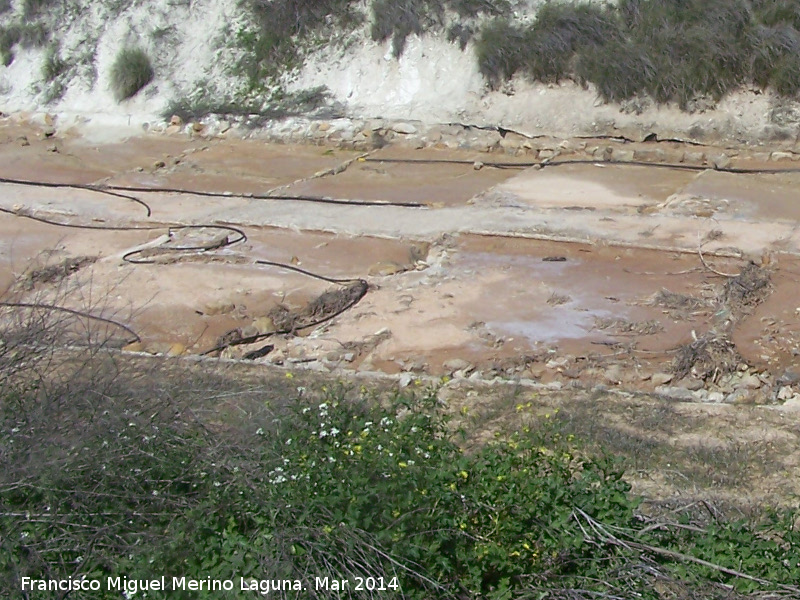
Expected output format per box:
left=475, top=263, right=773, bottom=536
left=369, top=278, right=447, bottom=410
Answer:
left=2, top=116, right=800, bottom=408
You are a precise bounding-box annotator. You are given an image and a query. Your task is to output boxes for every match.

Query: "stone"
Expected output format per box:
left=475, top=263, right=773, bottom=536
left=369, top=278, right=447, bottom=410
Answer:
left=770, top=151, right=794, bottom=161
left=169, top=115, right=183, bottom=126
left=778, top=385, right=794, bottom=401
left=473, top=161, right=484, bottom=170
left=612, top=148, right=635, bottom=162
left=191, top=122, right=204, bottom=133
left=240, top=325, right=258, bottom=339
left=655, top=386, right=695, bottom=401
left=651, top=372, right=673, bottom=386
left=782, top=395, right=800, bottom=409
left=546, top=357, right=569, bottom=370
left=633, top=148, right=666, bottom=162
left=343, top=352, right=356, bottom=362
left=252, top=316, right=274, bottom=335
left=167, top=342, right=187, bottom=356
left=681, top=151, right=705, bottom=164
left=42, top=126, right=56, bottom=138
left=153, top=160, right=166, bottom=169
left=204, top=301, right=235, bottom=316
left=706, top=391, right=725, bottom=403
left=17, top=135, right=29, bottom=146
left=740, top=373, right=762, bottom=390
left=399, top=373, right=414, bottom=388
left=726, top=388, right=757, bottom=404
left=392, top=122, right=417, bottom=135
left=681, top=378, right=704, bottom=391
left=368, top=261, right=405, bottom=276
left=711, top=154, right=731, bottom=170
left=538, top=149, right=557, bottom=160
left=47, top=144, right=58, bottom=153
left=123, top=342, right=145, bottom=353
left=443, top=358, right=470, bottom=372
left=165, top=125, right=181, bottom=135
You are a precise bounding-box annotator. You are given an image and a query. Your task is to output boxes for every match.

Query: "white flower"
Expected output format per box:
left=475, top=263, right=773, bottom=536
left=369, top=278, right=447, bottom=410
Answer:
left=214, top=482, right=222, bottom=487
left=319, top=430, right=328, bottom=438
left=302, top=407, right=311, bottom=414
left=285, top=438, right=292, bottom=445
left=255, top=427, right=264, bottom=436
left=329, top=427, right=340, bottom=436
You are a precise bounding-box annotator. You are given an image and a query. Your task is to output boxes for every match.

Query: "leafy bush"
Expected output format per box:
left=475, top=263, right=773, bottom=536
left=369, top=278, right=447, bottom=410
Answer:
left=372, top=0, right=511, bottom=57
left=0, top=22, right=48, bottom=66
left=41, top=45, right=66, bottom=81
left=22, top=0, right=60, bottom=21
left=475, top=18, right=526, bottom=88
left=3, top=348, right=800, bottom=600
left=238, top=0, right=361, bottom=90
left=0, top=0, right=12, bottom=15
left=109, top=46, right=154, bottom=101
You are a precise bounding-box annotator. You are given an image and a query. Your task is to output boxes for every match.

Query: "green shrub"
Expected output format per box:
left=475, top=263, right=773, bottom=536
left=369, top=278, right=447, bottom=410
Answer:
left=0, top=0, right=12, bottom=15
left=109, top=46, right=154, bottom=101
left=372, top=0, right=511, bottom=57
left=22, top=0, right=59, bottom=21
left=476, top=0, right=800, bottom=108
left=576, top=37, right=654, bottom=102
left=239, top=0, right=361, bottom=90
left=0, top=26, right=20, bottom=66
left=41, top=45, right=66, bottom=81
left=475, top=18, right=525, bottom=88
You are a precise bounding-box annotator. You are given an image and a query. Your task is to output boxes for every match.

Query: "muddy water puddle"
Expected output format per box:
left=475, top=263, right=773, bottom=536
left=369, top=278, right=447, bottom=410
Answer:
left=494, top=163, right=700, bottom=210
left=453, top=236, right=716, bottom=356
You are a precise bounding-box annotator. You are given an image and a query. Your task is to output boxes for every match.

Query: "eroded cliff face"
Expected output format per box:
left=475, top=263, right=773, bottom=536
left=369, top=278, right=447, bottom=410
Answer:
left=0, top=0, right=798, bottom=145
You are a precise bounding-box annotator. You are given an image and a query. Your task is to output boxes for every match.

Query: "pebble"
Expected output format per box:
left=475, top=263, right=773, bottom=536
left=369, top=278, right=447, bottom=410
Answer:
left=444, top=358, right=471, bottom=372
left=778, top=385, right=794, bottom=401
left=740, top=373, right=762, bottom=390
left=655, top=386, right=695, bottom=401
left=651, top=372, right=673, bottom=386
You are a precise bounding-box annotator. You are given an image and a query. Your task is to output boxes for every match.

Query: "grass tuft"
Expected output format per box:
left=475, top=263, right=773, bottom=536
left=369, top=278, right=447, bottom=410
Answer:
left=109, top=46, right=154, bottom=102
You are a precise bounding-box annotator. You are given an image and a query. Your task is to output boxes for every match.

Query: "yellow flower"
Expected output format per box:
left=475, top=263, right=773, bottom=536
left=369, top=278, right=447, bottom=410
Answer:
left=449, top=483, right=457, bottom=491
left=353, top=445, right=362, bottom=453
left=460, top=406, right=469, bottom=416
left=459, top=470, right=469, bottom=480
left=523, top=543, right=531, bottom=550
left=323, top=525, right=333, bottom=534
left=515, top=403, right=524, bottom=412
left=399, top=461, right=408, bottom=468
left=496, top=475, right=506, bottom=481
left=459, top=522, right=467, bottom=530
left=285, top=372, right=294, bottom=379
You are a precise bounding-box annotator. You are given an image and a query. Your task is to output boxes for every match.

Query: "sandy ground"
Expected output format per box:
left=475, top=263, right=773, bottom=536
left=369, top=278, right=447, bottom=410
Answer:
left=2, top=115, right=800, bottom=406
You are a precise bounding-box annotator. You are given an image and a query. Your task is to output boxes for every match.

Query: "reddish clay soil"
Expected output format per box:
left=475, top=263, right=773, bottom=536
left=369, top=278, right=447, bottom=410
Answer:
left=2, top=116, right=800, bottom=405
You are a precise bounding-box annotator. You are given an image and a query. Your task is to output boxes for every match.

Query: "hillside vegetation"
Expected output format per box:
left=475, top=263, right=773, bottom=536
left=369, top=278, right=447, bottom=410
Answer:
left=2, top=0, right=800, bottom=118
left=1, top=295, right=800, bottom=599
